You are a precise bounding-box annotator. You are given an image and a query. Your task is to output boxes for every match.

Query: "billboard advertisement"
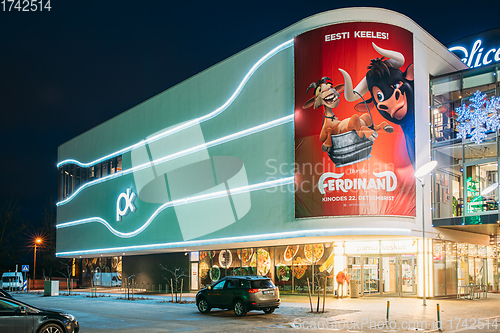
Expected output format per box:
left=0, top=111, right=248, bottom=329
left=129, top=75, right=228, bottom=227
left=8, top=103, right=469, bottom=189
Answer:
left=294, top=22, right=416, bottom=218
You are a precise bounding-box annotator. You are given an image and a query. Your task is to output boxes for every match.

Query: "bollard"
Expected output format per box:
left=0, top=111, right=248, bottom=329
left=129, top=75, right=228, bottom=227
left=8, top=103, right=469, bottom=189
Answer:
left=437, top=304, right=442, bottom=331
left=386, top=301, right=390, bottom=327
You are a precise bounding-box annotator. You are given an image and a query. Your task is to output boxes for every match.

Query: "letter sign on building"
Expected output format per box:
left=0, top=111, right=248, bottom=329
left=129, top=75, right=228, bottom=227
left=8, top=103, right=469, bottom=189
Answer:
left=116, top=188, right=137, bottom=221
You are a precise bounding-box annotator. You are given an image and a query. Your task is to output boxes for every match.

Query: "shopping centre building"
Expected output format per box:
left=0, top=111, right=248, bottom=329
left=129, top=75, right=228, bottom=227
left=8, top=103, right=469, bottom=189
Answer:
left=56, top=8, right=500, bottom=298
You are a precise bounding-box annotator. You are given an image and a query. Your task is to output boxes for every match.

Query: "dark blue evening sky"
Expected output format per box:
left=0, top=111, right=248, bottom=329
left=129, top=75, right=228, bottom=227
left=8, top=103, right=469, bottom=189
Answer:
left=0, top=0, right=498, bottom=223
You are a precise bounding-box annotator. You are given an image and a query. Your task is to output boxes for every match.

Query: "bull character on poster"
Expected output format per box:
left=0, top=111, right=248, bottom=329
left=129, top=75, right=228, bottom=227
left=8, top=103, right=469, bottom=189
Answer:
left=294, top=22, right=416, bottom=218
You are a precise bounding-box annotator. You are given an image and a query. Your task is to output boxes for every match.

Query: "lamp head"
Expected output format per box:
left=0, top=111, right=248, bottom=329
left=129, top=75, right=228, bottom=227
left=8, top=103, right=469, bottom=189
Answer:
left=481, top=182, right=498, bottom=196
left=415, top=161, right=438, bottom=180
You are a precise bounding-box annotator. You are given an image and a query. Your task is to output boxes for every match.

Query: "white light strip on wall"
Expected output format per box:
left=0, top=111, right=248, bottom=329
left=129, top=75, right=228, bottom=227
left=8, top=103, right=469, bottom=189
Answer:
left=57, top=39, right=294, bottom=169
left=55, top=227, right=414, bottom=257
left=56, top=114, right=294, bottom=207
left=56, top=176, right=295, bottom=238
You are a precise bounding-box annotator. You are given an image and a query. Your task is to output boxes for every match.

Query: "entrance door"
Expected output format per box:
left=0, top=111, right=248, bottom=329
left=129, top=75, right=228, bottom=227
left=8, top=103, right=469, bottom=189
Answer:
left=363, top=257, right=380, bottom=295
left=382, top=256, right=400, bottom=296
left=401, top=255, right=416, bottom=295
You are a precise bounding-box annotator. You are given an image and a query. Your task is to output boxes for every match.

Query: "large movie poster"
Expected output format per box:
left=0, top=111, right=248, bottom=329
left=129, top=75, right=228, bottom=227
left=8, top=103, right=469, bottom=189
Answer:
left=294, top=22, right=416, bottom=218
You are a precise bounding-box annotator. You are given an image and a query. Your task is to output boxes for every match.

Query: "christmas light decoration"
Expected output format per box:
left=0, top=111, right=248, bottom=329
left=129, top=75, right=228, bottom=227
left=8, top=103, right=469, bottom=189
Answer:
left=456, top=90, right=500, bottom=144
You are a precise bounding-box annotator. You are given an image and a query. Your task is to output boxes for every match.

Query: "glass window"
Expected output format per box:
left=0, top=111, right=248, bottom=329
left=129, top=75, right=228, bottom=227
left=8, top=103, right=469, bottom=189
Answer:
left=239, top=248, right=256, bottom=276
left=226, top=249, right=241, bottom=277
left=101, top=161, right=108, bottom=177
left=95, top=163, right=101, bottom=178
left=256, top=247, right=273, bottom=279
left=458, top=255, right=469, bottom=286
left=0, top=299, right=20, bottom=312
left=226, top=279, right=237, bottom=289
left=431, top=74, right=461, bottom=97
left=445, top=242, right=457, bottom=296
left=251, top=279, right=274, bottom=289
left=469, top=244, right=478, bottom=257
left=199, top=251, right=214, bottom=289
left=478, top=245, right=487, bottom=258
left=117, top=156, right=123, bottom=172
left=433, top=240, right=445, bottom=296
left=292, top=245, right=311, bottom=293
left=434, top=145, right=462, bottom=166
left=464, top=140, right=497, bottom=161
left=274, top=246, right=293, bottom=292
left=433, top=164, right=463, bottom=218
left=465, top=162, right=498, bottom=214
left=475, top=258, right=486, bottom=285
left=432, top=99, right=461, bottom=143
left=311, top=243, right=334, bottom=294
left=463, top=71, right=496, bottom=90
left=212, top=280, right=225, bottom=290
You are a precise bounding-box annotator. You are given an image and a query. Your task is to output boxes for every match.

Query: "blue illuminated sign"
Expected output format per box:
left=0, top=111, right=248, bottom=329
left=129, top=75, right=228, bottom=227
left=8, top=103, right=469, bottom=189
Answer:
left=448, top=29, right=500, bottom=68
left=449, top=40, right=500, bottom=68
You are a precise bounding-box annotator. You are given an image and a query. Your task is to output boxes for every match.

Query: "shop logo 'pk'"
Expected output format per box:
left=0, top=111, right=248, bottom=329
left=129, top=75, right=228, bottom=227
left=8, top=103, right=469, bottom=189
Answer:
left=116, top=188, right=137, bottom=221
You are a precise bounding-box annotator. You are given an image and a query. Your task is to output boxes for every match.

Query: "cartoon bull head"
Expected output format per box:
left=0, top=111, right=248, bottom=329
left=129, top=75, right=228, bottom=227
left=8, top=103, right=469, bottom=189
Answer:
left=339, top=42, right=415, bottom=168
left=339, top=42, right=414, bottom=125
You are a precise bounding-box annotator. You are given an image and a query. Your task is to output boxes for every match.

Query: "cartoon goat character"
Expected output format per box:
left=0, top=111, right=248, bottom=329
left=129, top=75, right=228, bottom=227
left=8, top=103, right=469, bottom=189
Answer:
left=303, top=77, right=393, bottom=153
left=339, top=42, right=415, bottom=168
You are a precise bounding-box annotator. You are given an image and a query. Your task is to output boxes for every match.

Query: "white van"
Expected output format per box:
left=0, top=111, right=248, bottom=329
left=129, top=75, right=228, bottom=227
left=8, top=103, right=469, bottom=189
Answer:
left=1, top=272, right=24, bottom=290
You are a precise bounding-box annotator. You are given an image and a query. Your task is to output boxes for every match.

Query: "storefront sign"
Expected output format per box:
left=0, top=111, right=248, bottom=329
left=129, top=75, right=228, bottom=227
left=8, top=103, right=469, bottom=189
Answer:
left=294, top=22, right=416, bottom=218
left=345, top=241, right=380, bottom=254
left=449, top=40, right=500, bottom=68
left=380, top=240, right=417, bottom=254
left=116, top=188, right=137, bottom=221
left=448, top=28, right=500, bottom=68
left=345, top=240, right=417, bottom=254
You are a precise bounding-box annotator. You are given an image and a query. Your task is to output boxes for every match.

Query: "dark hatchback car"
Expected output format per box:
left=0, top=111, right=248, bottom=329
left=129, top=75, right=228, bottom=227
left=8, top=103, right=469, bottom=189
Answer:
left=196, top=276, right=280, bottom=317
left=0, top=296, right=79, bottom=333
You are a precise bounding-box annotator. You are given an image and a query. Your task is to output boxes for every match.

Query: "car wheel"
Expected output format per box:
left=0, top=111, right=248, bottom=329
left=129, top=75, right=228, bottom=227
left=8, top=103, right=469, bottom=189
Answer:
left=263, top=307, right=275, bottom=314
left=233, top=299, right=247, bottom=317
left=197, top=297, right=211, bottom=313
left=38, top=323, right=64, bottom=333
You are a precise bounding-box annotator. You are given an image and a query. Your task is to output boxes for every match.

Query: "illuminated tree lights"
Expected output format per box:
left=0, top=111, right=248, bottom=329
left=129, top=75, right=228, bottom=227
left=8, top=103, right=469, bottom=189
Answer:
left=456, top=91, right=500, bottom=144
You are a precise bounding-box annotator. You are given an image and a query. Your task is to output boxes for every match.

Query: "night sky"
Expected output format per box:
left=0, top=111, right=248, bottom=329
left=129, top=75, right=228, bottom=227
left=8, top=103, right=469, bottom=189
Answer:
left=1, top=1, right=499, bottom=224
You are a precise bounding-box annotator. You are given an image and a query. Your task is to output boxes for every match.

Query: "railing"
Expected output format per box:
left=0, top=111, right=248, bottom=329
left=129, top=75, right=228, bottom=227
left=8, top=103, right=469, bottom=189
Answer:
left=457, top=284, right=488, bottom=299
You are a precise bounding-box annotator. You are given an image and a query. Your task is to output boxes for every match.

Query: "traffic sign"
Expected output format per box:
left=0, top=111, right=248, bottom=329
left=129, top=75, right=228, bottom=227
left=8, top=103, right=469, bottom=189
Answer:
left=22, top=265, right=29, bottom=272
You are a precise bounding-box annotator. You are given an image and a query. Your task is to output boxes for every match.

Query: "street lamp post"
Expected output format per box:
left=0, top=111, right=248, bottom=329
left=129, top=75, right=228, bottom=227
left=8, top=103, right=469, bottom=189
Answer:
left=33, top=238, right=42, bottom=290
left=415, top=161, right=438, bottom=307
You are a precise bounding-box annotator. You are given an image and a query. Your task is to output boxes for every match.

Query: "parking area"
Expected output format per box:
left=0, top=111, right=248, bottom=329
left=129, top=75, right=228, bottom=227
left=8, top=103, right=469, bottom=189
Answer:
left=10, top=292, right=500, bottom=332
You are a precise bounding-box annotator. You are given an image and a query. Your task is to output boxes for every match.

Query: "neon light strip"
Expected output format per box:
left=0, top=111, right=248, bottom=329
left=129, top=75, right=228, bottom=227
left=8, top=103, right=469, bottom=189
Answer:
left=57, top=176, right=294, bottom=238
left=57, top=39, right=294, bottom=169
left=56, top=114, right=293, bottom=207
left=55, top=227, right=414, bottom=257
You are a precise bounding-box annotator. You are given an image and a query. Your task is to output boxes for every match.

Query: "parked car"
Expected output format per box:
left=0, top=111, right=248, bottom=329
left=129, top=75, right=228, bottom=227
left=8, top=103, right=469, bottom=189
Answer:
left=0, top=295, right=79, bottom=333
left=196, top=276, right=280, bottom=317
left=0, top=289, right=13, bottom=299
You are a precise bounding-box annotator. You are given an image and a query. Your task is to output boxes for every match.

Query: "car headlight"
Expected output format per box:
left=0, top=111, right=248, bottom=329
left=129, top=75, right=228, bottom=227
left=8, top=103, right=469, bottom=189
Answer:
left=63, top=313, right=76, bottom=321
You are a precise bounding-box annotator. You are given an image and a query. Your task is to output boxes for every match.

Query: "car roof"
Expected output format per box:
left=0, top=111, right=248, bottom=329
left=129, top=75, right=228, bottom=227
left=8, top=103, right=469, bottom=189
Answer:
left=224, top=276, right=270, bottom=280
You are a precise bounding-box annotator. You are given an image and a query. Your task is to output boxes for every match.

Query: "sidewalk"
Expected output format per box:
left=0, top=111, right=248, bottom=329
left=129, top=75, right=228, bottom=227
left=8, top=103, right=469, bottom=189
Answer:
left=19, top=288, right=500, bottom=331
